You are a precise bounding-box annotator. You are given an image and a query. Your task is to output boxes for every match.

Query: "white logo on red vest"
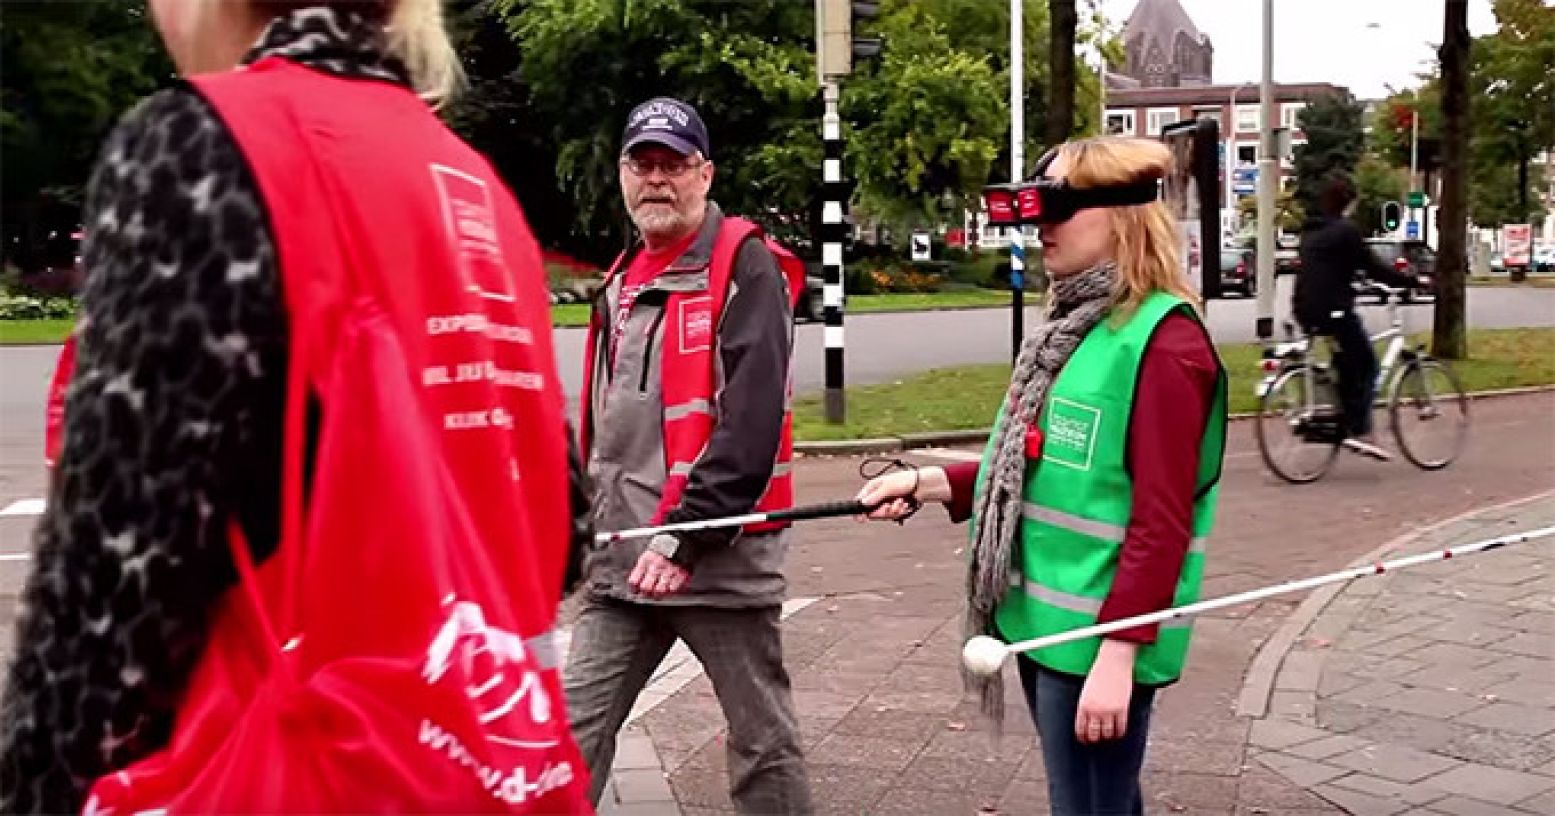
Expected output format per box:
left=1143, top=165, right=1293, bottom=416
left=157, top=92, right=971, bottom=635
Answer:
left=423, top=600, right=554, bottom=745
left=419, top=600, right=576, bottom=805
left=679, top=296, right=714, bottom=354
left=430, top=164, right=514, bottom=304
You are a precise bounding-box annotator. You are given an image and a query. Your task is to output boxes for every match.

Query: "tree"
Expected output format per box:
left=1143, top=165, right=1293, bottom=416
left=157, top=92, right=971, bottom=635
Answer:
left=498, top=0, right=818, bottom=259
left=844, top=2, right=1006, bottom=228
left=1291, top=92, right=1366, bottom=214
left=1468, top=0, right=1555, bottom=226
left=1434, top=0, right=1471, bottom=360
left=443, top=0, right=592, bottom=261
left=1, top=0, right=171, bottom=270
left=1046, top=0, right=1077, bottom=148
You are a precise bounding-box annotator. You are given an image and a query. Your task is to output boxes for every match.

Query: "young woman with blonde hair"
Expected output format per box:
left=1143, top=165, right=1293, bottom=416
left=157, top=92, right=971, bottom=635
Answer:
left=859, top=136, right=1228, bottom=815
left=0, top=1, right=592, bottom=811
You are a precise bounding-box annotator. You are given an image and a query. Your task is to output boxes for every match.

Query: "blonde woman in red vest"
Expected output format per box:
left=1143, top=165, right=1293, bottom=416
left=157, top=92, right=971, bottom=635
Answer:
left=857, top=137, right=1228, bottom=816
left=0, top=2, right=593, bottom=812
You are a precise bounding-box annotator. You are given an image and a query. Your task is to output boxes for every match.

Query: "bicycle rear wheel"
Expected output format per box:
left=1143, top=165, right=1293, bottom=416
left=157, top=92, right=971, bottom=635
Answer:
left=1256, top=366, right=1343, bottom=484
left=1389, top=358, right=1469, bottom=470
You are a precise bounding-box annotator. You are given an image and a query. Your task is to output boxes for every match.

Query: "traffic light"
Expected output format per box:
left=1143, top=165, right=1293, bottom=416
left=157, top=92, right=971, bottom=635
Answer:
left=816, top=0, right=882, bottom=83
left=1381, top=201, right=1402, bottom=233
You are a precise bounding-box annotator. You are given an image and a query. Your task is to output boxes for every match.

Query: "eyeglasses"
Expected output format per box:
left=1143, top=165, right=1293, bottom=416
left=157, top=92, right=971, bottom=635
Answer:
left=621, top=156, right=704, bottom=179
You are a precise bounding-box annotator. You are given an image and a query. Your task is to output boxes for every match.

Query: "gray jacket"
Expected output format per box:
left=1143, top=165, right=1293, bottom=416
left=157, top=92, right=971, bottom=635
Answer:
left=582, top=203, right=794, bottom=608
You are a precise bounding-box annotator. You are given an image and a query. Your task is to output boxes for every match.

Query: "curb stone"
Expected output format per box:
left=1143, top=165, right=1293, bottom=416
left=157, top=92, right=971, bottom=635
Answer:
left=793, top=384, right=1555, bottom=456
left=1236, top=488, right=1555, bottom=719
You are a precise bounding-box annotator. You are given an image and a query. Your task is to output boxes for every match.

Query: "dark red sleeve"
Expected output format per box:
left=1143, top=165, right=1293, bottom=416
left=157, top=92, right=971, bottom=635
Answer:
left=943, top=461, right=980, bottom=524
left=1098, top=312, right=1219, bottom=644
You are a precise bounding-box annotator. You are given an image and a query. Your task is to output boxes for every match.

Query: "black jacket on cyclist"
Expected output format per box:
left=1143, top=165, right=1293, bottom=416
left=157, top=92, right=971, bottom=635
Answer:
left=1293, top=215, right=1416, bottom=330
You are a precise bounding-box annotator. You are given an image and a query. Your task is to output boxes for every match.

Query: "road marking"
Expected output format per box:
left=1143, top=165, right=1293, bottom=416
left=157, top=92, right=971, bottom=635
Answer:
left=0, top=553, right=30, bottom=562
left=1, top=499, right=45, bottom=518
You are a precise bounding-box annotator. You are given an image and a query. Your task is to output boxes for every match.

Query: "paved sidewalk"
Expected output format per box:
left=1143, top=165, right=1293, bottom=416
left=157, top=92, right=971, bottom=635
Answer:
left=580, top=393, right=1555, bottom=815
left=1247, top=495, right=1555, bottom=815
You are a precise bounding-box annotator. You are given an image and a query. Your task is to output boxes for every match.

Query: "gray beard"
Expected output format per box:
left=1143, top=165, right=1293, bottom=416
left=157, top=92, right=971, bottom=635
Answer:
left=632, top=207, right=691, bottom=242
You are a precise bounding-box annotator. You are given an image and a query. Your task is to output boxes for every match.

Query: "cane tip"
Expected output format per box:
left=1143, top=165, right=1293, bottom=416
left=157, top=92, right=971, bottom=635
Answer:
left=962, top=635, right=1010, bottom=677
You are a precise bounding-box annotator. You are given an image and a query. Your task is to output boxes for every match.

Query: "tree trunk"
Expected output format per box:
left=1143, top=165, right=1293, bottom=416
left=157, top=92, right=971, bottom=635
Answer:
left=1518, top=150, right=1530, bottom=222
left=1432, top=0, right=1470, bottom=360
left=1047, top=0, right=1078, bottom=148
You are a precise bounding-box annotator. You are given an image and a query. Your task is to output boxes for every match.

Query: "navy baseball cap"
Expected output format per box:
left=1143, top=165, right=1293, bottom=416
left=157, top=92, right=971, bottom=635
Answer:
left=621, top=97, right=711, bottom=159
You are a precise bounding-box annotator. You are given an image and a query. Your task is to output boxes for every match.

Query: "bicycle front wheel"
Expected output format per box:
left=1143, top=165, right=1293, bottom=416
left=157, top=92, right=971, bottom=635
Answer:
left=1389, top=358, right=1469, bottom=470
left=1256, top=366, right=1342, bottom=484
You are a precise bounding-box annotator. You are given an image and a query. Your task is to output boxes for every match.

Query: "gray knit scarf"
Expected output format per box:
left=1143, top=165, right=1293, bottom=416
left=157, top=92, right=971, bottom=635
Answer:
left=964, top=262, right=1119, bottom=724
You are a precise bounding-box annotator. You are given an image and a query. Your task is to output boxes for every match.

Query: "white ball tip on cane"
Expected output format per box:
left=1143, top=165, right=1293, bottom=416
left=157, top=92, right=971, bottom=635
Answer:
left=962, top=635, right=1010, bottom=677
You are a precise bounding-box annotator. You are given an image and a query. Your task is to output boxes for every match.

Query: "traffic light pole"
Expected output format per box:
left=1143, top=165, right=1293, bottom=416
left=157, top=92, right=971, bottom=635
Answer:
left=821, top=82, right=847, bottom=424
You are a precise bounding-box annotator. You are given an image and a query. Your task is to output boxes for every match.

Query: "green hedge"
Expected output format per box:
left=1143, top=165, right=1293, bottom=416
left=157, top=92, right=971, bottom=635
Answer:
left=0, top=295, right=77, bottom=320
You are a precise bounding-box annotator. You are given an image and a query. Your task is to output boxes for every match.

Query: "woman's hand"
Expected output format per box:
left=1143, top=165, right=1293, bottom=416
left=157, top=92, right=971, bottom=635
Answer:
left=1075, top=639, right=1138, bottom=744
left=854, top=465, right=950, bottom=522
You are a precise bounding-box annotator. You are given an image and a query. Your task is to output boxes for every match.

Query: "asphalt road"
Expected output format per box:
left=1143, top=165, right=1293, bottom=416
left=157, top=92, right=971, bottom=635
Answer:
left=0, top=283, right=1551, bottom=512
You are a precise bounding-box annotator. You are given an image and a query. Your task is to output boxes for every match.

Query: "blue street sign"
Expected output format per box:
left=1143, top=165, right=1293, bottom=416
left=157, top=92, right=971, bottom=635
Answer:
left=1405, top=221, right=1420, bottom=239
left=1233, top=184, right=1256, bottom=195
left=1233, top=167, right=1258, bottom=182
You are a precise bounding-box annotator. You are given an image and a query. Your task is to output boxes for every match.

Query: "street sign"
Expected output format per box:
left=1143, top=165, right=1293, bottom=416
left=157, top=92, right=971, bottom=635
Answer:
left=1407, top=191, right=1426, bottom=208
left=1405, top=221, right=1420, bottom=240
left=910, top=231, right=931, bottom=261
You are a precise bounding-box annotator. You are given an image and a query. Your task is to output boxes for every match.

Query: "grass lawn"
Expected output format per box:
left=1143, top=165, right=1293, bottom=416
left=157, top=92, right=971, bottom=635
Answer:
left=0, top=319, right=76, bottom=345
left=793, top=327, right=1555, bottom=441
left=546, top=289, right=1017, bottom=327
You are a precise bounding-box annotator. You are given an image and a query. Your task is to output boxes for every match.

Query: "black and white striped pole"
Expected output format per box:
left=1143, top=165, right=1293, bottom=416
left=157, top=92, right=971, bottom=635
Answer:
left=821, top=81, right=847, bottom=424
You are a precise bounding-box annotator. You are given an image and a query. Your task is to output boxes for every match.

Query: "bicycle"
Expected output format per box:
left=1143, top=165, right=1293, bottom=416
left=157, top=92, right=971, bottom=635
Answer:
left=1254, top=286, right=1470, bottom=484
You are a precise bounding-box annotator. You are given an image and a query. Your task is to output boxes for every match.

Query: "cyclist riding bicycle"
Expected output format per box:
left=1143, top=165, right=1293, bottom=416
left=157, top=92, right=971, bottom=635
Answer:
left=1293, top=174, right=1422, bottom=461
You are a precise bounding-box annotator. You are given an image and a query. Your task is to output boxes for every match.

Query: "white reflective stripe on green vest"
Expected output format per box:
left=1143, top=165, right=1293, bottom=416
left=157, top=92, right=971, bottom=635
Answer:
left=990, top=290, right=1228, bottom=686
left=1006, top=571, right=1192, bottom=629
left=1022, top=502, right=1208, bottom=555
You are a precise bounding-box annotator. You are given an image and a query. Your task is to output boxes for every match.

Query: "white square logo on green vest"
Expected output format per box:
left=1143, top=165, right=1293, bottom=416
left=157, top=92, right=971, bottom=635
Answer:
left=1044, top=398, right=1101, bottom=471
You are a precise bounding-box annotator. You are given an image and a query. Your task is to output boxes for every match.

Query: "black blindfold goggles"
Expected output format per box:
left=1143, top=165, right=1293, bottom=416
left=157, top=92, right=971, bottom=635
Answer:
left=982, top=148, right=1162, bottom=227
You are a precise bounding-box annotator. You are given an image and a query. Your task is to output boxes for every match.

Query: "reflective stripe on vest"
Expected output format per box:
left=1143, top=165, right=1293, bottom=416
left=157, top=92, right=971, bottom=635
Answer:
left=1022, top=502, right=1209, bottom=554
left=1006, top=572, right=1191, bottom=630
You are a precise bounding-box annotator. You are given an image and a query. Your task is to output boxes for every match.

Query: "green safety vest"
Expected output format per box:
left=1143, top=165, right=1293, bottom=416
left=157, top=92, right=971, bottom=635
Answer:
left=975, top=291, right=1228, bottom=685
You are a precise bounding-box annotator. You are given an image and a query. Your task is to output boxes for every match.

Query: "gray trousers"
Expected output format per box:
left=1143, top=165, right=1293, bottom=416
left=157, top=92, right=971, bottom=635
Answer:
left=563, top=597, right=814, bottom=815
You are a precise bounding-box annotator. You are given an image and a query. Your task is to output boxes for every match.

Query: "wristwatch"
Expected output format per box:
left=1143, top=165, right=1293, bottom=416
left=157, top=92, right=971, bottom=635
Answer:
left=647, top=533, right=686, bottom=565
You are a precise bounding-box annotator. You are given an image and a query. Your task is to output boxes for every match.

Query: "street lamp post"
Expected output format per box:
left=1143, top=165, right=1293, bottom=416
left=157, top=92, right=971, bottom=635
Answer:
left=1226, top=82, right=1254, bottom=236
left=1255, top=0, right=1276, bottom=340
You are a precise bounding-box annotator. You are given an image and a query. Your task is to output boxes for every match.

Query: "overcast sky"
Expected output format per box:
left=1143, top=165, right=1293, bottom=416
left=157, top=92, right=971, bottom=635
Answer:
left=1097, top=0, right=1503, bottom=100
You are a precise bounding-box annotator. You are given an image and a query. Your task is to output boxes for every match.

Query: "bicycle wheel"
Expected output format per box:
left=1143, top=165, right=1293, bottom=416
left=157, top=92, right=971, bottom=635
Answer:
left=1256, top=366, right=1343, bottom=484
left=1389, top=358, right=1469, bottom=470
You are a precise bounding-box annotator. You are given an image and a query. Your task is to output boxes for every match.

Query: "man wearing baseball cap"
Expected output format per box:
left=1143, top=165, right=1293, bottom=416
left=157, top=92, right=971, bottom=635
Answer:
left=566, top=97, right=813, bottom=813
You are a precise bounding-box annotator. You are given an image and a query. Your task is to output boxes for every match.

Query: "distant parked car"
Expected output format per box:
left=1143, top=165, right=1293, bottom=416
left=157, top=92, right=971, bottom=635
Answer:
left=1219, top=247, right=1256, bottom=297
left=1361, top=238, right=1436, bottom=302
left=1533, top=245, right=1555, bottom=273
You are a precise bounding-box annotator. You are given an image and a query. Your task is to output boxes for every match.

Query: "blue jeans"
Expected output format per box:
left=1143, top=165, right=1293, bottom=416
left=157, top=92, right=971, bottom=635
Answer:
left=1018, top=657, right=1158, bottom=816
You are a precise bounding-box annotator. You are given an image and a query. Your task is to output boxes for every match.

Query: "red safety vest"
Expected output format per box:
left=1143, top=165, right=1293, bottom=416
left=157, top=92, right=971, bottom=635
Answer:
left=582, top=219, right=803, bottom=535
left=85, top=57, right=591, bottom=813
left=44, top=332, right=75, bottom=471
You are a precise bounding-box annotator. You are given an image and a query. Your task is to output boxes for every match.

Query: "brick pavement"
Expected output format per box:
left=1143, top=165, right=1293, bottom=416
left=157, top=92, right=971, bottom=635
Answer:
left=587, top=392, right=1555, bottom=815
left=1248, top=494, right=1555, bottom=816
